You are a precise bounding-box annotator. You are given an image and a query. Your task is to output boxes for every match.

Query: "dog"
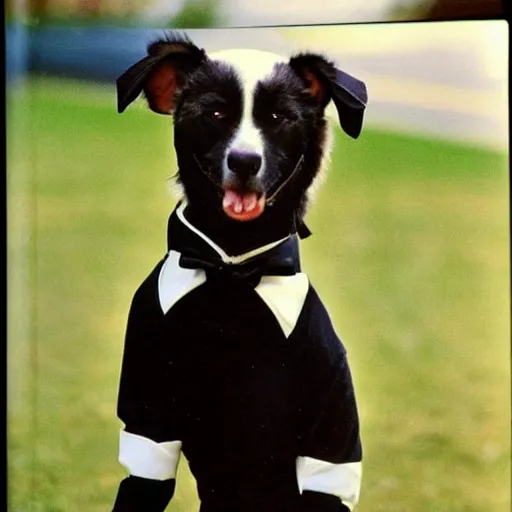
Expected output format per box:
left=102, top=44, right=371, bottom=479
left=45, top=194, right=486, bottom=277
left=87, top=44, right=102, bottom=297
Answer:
left=112, top=31, right=367, bottom=512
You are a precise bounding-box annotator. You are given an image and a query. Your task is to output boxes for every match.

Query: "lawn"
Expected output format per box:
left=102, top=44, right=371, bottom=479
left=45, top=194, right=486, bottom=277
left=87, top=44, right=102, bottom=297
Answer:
left=7, top=77, right=510, bottom=512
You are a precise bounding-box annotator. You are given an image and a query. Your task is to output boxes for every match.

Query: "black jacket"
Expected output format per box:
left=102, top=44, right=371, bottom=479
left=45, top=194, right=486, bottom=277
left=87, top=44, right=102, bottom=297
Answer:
left=112, top=203, right=362, bottom=512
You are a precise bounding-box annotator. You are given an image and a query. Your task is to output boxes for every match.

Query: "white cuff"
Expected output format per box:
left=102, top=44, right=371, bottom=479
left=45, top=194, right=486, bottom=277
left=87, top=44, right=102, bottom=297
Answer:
left=296, top=456, right=362, bottom=511
left=119, top=430, right=182, bottom=481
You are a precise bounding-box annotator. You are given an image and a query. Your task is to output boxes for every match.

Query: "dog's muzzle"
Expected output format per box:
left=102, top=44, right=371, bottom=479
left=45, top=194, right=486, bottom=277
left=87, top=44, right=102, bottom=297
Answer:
left=192, top=152, right=304, bottom=222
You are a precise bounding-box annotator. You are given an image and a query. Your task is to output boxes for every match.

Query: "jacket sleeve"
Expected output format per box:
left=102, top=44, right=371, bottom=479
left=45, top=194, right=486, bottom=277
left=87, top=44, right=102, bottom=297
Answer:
left=294, top=286, right=363, bottom=512
left=112, top=261, right=182, bottom=511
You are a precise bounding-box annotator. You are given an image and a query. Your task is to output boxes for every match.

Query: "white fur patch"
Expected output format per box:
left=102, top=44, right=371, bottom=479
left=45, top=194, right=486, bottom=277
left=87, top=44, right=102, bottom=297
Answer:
left=210, top=49, right=287, bottom=114
left=165, top=175, right=185, bottom=202
left=305, top=116, right=334, bottom=207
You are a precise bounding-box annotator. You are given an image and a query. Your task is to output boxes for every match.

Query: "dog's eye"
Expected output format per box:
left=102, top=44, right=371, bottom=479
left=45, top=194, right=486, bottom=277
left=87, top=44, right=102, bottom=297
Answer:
left=269, top=112, right=290, bottom=123
left=211, top=110, right=226, bottom=120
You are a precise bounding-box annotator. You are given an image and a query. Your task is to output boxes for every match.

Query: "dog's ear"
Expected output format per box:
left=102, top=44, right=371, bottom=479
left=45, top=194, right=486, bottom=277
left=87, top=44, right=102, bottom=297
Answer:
left=116, top=32, right=206, bottom=115
left=289, top=54, right=368, bottom=139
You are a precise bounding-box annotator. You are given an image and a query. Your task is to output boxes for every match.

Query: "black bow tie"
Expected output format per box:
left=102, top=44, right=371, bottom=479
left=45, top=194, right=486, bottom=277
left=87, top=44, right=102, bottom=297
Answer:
left=178, top=248, right=297, bottom=288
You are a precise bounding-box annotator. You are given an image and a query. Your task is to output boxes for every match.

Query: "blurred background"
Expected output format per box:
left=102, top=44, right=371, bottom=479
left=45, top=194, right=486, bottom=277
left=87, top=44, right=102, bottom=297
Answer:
left=6, top=1, right=509, bottom=511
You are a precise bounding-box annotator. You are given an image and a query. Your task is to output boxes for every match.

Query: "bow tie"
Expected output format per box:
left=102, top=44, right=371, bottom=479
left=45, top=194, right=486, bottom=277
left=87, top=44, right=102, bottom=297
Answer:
left=178, top=249, right=297, bottom=288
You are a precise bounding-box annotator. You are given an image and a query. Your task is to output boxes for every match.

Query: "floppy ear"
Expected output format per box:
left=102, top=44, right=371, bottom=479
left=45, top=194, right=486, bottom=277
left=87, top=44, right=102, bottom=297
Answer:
left=116, top=32, right=206, bottom=114
left=289, top=54, right=368, bottom=139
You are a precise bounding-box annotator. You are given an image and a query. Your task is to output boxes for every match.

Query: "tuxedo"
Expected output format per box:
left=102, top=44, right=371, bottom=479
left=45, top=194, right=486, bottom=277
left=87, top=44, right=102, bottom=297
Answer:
left=112, top=203, right=362, bottom=512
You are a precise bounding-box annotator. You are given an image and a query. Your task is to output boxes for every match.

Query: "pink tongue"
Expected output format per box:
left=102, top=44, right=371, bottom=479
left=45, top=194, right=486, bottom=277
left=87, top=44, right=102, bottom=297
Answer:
left=222, top=190, right=265, bottom=220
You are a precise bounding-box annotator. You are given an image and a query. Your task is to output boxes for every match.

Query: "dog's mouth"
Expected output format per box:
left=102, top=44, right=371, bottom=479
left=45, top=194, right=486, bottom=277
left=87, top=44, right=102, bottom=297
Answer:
left=222, top=189, right=266, bottom=221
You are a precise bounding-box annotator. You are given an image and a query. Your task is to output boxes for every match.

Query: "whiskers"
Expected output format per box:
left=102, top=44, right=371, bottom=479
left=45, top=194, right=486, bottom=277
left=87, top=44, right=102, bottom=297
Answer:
left=192, top=154, right=224, bottom=196
left=265, top=154, right=304, bottom=206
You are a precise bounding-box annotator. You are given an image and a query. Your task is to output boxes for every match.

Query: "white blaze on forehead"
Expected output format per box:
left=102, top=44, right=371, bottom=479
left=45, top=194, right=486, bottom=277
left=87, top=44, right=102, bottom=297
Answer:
left=209, top=48, right=287, bottom=100
left=210, top=49, right=287, bottom=156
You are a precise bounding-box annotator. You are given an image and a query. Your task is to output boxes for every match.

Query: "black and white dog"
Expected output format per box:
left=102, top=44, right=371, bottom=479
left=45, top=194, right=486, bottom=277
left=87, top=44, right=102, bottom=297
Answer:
left=112, top=32, right=367, bottom=512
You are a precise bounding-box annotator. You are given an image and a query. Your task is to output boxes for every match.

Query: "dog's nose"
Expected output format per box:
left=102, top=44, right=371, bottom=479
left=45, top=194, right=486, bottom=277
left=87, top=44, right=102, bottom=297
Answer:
left=227, top=151, right=262, bottom=178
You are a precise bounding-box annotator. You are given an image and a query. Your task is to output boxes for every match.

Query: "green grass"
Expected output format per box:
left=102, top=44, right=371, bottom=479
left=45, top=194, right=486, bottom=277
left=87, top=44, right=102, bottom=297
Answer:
left=7, top=77, right=510, bottom=511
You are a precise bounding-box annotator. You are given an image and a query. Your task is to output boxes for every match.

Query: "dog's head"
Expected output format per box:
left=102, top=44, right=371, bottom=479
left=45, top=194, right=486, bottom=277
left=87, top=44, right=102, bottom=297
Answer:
left=117, top=32, right=367, bottom=232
